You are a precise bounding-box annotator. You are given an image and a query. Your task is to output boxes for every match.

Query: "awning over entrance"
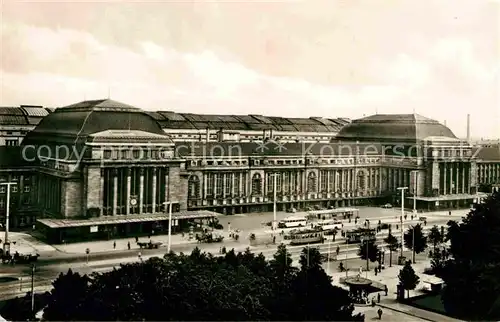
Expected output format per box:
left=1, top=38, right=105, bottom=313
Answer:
left=413, top=193, right=488, bottom=202
left=37, top=210, right=221, bottom=229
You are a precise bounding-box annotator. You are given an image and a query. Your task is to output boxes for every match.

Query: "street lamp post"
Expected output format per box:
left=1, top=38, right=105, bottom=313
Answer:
left=411, top=170, right=418, bottom=214
left=0, top=182, right=17, bottom=253
left=412, top=224, right=416, bottom=263
left=365, top=220, right=370, bottom=272
left=327, top=237, right=331, bottom=273
left=164, top=201, right=173, bottom=253
left=397, top=187, right=408, bottom=260
left=272, top=173, right=277, bottom=232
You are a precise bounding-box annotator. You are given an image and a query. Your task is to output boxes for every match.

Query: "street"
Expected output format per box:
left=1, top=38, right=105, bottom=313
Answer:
left=0, top=215, right=453, bottom=301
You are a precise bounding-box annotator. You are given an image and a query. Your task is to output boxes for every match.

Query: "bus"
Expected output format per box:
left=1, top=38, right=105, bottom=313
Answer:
left=307, top=207, right=359, bottom=221
left=289, top=228, right=324, bottom=245
left=278, top=215, right=308, bottom=228
left=344, top=228, right=376, bottom=244
left=313, top=220, right=341, bottom=235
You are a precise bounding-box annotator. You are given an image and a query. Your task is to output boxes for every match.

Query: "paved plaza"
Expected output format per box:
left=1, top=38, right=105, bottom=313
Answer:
left=3, top=207, right=467, bottom=256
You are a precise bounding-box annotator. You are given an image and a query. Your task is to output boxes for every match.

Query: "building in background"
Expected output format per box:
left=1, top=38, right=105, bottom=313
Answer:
left=0, top=105, right=53, bottom=146
left=0, top=99, right=498, bottom=243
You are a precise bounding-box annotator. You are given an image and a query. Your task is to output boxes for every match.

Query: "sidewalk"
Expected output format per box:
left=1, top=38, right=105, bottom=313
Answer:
left=52, top=230, right=242, bottom=254
left=5, top=232, right=58, bottom=254
left=328, top=257, right=463, bottom=322
left=378, top=300, right=462, bottom=322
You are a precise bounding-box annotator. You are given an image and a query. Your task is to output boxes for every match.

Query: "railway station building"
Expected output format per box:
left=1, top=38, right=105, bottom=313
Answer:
left=0, top=99, right=498, bottom=242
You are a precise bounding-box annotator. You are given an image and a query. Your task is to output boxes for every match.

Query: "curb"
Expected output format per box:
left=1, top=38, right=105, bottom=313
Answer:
left=377, top=302, right=441, bottom=322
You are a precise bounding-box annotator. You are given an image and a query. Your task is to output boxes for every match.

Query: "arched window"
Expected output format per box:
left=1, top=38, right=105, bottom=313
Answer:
left=252, top=173, right=262, bottom=195
left=188, top=175, right=200, bottom=199
left=307, top=172, right=317, bottom=193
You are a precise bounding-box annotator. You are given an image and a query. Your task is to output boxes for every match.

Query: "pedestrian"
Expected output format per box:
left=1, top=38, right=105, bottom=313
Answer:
left=336, top=245, right=340, bottom=256
left=449, top=211, right=451, bottom=216
left=396, top=224, right=399, bottom=230
left=377, top=293, right=381, bottom=303
left=404, top=214, right=407, bottom=220
left=273, top=236, right=276, bottom=244
left=377, top=308, right=383, bottom=320
left=135, top=236, right=138, bottom=243
left=113, top=241, right=116, bottom=249
left=127, top=241, right=130, bottom=250
left=424, top=219, right=427, bottom=226
left=375, top=268, right=378, bottom=276
left=411, top=215, right=413, bottom=220
left=384, top=285, right=388, bottom=296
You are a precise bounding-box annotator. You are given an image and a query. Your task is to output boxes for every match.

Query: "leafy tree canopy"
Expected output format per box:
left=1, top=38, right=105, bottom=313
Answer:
left=357, top=240, right=380, bottom=263
left=398, top=261, right=420, bottom=296
left=43, top=245, right=363, bottom=321
left=427, top=225, right=442, bottom=251
left=404, top=224, right=427, bottom=254
left=441, top=191, right=500, bottom=320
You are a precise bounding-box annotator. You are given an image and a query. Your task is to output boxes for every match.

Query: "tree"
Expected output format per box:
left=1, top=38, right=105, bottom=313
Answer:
left=440, top=191, right=500, bottom=320
left=404, top=224, right=427, bottom=262
left=299, top=246, right=323, bottom=270
left=43, top=269, right=92, bottom=321
left=427, top=225, right=442, bottom=252
left=384, top=232, right=399, bottom=267
left=287, top=260, right=364, bottom=321
left=398, top=260, right=420, bottom=299
left=357, top=240, right=380, bottom=264
left=43, top=246, right=363, bottom=321
left=429, top=249, right=447, bottom=278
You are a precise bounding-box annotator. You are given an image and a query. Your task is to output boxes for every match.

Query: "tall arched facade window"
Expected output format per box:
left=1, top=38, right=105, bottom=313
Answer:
left=307, top=172, right=317, bottom=193
left=252, top=173, right=262, bottom=195
left=188, top=175, right=200, bottom=199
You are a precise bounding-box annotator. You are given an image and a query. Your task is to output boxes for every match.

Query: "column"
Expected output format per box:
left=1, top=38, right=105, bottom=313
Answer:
left=240, top=172, right=244, bottom=196
left=347, top=169, right=351, bottom=192
left=100, top=169, right=104, bottom=216
left=165, top=170, right=169, bottom=206
left=214, top=173, right=218, bottom=196
left=455, top=163, right=460, bottom=194
left=443, top=164, right=447, bottom=195
left=203, top=173, right=208, bottom=199
left=375, top=169, right=382, bottom=194
left=126, top=168, right=131, bottom=215
left=139, top=168, right=144, bottom=214
left=231, top=173, right=235, bottom=197
left=461, top=163, right=466, bottom=194
left=326, top=170, right=331, bottom=193
left=152, top=168, right=157, bottom=213
left=223, top=173, right=227, bottom=197
left=112, top=169, right=118, bottom=216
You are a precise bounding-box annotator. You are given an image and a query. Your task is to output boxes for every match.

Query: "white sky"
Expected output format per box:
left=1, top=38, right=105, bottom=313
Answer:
left=1, top=0, right=499, bottom=138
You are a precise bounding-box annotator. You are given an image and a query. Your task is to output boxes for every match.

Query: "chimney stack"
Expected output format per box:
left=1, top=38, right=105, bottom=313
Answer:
left=467, top=114, right=471, bottom=142
left=444, top=120, right=447, bottom=126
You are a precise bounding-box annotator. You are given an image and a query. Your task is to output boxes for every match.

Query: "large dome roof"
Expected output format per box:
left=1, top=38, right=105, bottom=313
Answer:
left=336, top=114, right=457, bottom=143
left=23, top=99, right=166, bottom=145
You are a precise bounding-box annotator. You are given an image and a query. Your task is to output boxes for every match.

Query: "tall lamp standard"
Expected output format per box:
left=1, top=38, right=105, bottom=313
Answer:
left=0, top=182, right=17, bottom=253
left=397, top=187, right=408, bottom=261
left=411, top=170, right=419, bottom=214
left=272, top=173, right=277, bottom=232
left=164, top=174, right=173, bottom=253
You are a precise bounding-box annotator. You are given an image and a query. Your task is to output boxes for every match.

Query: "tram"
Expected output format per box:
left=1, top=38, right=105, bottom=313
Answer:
left=345, top=228, right=376, bottom=244
left=289, top=228, right=324, bottom=245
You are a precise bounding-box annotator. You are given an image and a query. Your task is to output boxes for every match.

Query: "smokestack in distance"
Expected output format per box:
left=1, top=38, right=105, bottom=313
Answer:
left=467, top=114, right=471, bottom=142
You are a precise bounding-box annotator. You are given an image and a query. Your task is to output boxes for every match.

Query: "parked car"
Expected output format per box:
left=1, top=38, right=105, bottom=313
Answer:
left=382, top=203, right=393, bottom=208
